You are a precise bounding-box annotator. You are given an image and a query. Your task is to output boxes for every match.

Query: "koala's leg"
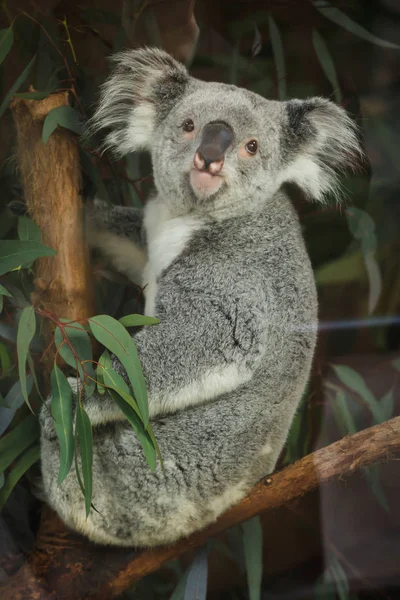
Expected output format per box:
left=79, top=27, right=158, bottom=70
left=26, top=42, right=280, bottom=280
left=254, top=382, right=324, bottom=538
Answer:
left=40, top=378, right=301, bottom=548
left=86, top=199, right=147, bottom=284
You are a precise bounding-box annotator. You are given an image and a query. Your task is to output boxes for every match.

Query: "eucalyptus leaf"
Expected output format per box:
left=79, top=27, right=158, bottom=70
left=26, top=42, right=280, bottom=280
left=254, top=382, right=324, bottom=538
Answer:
left=0, top=405, right=15, bottom=437
left=0, top=284, right=12, bottom=298
left=314, top=2, right=400, bottom=49
left=183, top=546, right=208, bottom=600
left=363, top=464, right=390, bottom=513
left=0, top=413, right=40, bottom=473
left=379, top=388, right=394, bottom=422
left=0, top=444, right=40, bottom=510
left=50, top=365, right=74, bottom=484
left=0, top=55, right=36, bottom=118
left=268, top=15, right=286, bottom=99
left=0, top=28, right=13, bottom=65
left=312, top=29, right=341, bottom=103
left=97, top=348, right=111, bottom=395
left=42, top=105, right=83, bottom=143
left=54, top=321, right=95, bottom=397
left=17, top=306, right=36, bottom=411
left=0, top=472, right=4, bottom=490
left=109, top=390, right=157, bottom=471
left=75, top=402, right=93, bottom=517
left=331, top=389, right=357, bottom=436
left=364, top=252, right=381, bottom=315
left=89, top=315, right=149, bottom=426
left=0, top=240, right=56, bottom=276
left=4, top=376, right=32, bottom=409
left=118, top=314, right=160, bottom=328
left=14, top=91, right=53, bottom=100
left=242, top=516, right=263, bottom=600
left=332, top=364, right=381, bottom=422
left=252, top=25, right=262, bottom=57
left=17, top=216, right=41, bottom=242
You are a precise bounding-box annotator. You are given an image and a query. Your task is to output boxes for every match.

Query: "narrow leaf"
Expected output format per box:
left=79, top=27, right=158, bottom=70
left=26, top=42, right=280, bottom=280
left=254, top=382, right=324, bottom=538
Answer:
left=332, top=364, right=381, bottom=422
left=251, top=25, right=262, bottom=57
left=268, top=15, right=286, bottom=99
left=0, top=444, right=40, bottom=510
left=312, top=29, right=341, bottom=103
left=102, top=366, right=142, bottom=417
left=118, top=314, right=160, bottom=328
left=89, top=315, right=149, bottom=426
left=13, top=91, right=52, bottom=100
left=314, top=3, right=400, bottom=49
left=0, top=414, right=39, bottom=473
left=109, top=390, right=156, bottom=471
left=0, top=284, right=12, bottom=298
left=364, top=252, right=381, bottom=315
left=75, top=402, right=93, bottom=517
left=17, top=306, right=36, bottom=411
left=0, top=55, right=36, bottom=118
left=0, top=240, right=56, bottom=276
left=242, top=516, right=263, bottom=600
left=54, top=321, right=95, bottom=397
left=27, top=353, right=43, bottom=401
left=42, top=105, right=83, bottom=143
left=184, top=546, right=209, bottom=600
left=379, top=388, right=394, bottom=422
left=3, top=376, right=32, bottom=409
left=0, top=406, right=15, bottom=437
left=331, top=390, right=357, bottom=436
left=0, top=28, right=13, bottom=65
left=97, top=348, right=111, bottom=395
left=0, top=472, right=4, bottom=490
left=363, top=464, right=390, bottom=513
left=50, top=365, right=74, bottom=484
left=17, top=215, right=41, bottom=242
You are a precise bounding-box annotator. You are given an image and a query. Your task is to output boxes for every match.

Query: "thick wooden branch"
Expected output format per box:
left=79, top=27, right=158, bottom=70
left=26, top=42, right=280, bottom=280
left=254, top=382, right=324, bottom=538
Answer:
left=1, top=417, right=399, bottom=600
left=11, top=92, right=94, bottom=336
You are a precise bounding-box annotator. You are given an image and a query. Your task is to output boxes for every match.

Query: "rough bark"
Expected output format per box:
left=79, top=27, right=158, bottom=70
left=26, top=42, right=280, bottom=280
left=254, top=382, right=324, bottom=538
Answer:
left=1, top=416, right=399, bottom=600
left=11, top=92, right=94, bottom=341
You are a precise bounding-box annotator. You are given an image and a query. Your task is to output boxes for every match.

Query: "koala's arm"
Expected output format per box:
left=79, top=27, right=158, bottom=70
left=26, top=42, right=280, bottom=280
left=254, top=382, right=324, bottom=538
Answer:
left=75, top=273, right=266, bottom=426
left=86, top=199, right=147, bottom=284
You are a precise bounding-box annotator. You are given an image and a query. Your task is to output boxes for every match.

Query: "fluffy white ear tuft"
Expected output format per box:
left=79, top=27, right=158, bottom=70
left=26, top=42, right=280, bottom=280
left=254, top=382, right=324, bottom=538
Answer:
left=280, top=97, right=364, bottom=203
left=88, top=47, right=189, bottom=156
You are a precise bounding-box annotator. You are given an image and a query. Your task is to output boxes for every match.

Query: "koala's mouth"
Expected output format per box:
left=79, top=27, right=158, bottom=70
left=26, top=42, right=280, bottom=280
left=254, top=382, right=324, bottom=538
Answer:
left=189, top=169, right=224, bottom=198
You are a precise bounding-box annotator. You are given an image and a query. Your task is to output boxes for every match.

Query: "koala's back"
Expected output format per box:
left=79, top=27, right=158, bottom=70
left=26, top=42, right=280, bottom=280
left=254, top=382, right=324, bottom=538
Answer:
left=41, top=189, right=317, bottom=548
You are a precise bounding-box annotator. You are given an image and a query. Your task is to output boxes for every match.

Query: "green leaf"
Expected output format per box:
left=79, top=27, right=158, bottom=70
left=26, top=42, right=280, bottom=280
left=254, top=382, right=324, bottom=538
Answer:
left=0, top=240, right=56, bottom=276
left=75, top=402, right=93, bottom=517
left=0, top=55, right=36, bottom=118
left=183, top=546, right=208, bottom=600
left=17, top=306, right=36, bottom=411
left=326, top=557, right=349, bottom=600
left=42, top=105, right=83, bottom=143
left=50, top=365, right=74, bottom=484
left=17, top=216, right=41, bottom=242
left=54, top=321, right=95, bottom=397
left=97, top=348, right=112, bottom=395
left=169, top=571, right=188, bottom=600
left=13, top=91, right=52, bottom=100
left=268, top=15, right=286, bottom=100
left=379, top=388, right=394, bottom=422
left=242, top=516, right=263, bottom=600
left=331, top=390, right=357, bottom=436
left=118, top=314, right=160, bottom=328
left=0, top=444, right=40, bottom=511
left=312, top=30, right=341, bottom=103
left=27, top=353, right=43, bottom=401
left=332, top=364, right=381, bottom=423
left=0, top=28, right=13, bottom=66
left=89, top=315, right=149, bottom=426
left=0, top=284, right=12, bottom=298
left=3, top=376, right=32, bottom=409
left=109, top=390, right=156, bottom=471
left=0, top=413, right=39, bottom=473
left=102, top=365, right=142, bottom=417
left=0, top=342, right=13, bottom=376
left=314, top=2, right=400, bottom=49
left=0, top=472, right=4, bottom=490
left=346, top=207, right=377, bottom=255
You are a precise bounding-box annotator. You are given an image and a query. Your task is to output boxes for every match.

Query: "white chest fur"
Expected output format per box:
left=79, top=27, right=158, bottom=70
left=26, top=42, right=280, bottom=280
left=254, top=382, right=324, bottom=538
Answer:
left=142, top=199, right=202, bottom=316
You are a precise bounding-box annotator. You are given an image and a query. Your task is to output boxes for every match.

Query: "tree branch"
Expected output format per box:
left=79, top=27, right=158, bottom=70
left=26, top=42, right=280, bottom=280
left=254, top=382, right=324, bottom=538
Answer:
left=1, top=416, right=399, bottom=599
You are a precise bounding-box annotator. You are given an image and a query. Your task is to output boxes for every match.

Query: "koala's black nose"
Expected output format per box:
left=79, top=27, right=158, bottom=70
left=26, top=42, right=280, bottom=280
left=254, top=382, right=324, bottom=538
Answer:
left=194, top=122, right=233, bottom=175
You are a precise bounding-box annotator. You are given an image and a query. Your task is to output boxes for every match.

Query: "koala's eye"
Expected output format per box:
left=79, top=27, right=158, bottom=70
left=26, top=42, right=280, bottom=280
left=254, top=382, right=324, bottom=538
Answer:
left=182, top=119, right=195, bottom=132
left=245, top=140, right=258, bottom=155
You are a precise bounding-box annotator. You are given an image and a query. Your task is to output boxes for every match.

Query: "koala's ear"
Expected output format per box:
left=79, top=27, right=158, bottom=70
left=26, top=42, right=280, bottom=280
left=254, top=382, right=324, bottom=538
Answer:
left=89, top=47, right=189, bottom=156
left=280, top=98, right=364, bottom=203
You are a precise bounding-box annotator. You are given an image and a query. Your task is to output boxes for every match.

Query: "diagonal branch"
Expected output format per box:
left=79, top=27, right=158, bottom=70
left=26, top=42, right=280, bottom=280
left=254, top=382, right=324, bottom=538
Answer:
left=1, top=416, right=399, bottom=599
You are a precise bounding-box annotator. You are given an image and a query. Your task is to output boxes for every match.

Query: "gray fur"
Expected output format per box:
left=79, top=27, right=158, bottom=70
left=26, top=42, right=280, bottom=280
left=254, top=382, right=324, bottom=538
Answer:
left=40, top=48, right=362, bottom=547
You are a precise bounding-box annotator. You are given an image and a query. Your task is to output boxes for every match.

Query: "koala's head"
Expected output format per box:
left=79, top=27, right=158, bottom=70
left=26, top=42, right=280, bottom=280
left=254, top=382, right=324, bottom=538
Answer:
left=90, top=48, right=362, bottom=216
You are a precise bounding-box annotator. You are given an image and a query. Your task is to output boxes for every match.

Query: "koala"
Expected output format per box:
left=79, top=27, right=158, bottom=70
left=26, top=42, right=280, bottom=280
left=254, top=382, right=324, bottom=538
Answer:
left=39, top=48, right=362, bottom=547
